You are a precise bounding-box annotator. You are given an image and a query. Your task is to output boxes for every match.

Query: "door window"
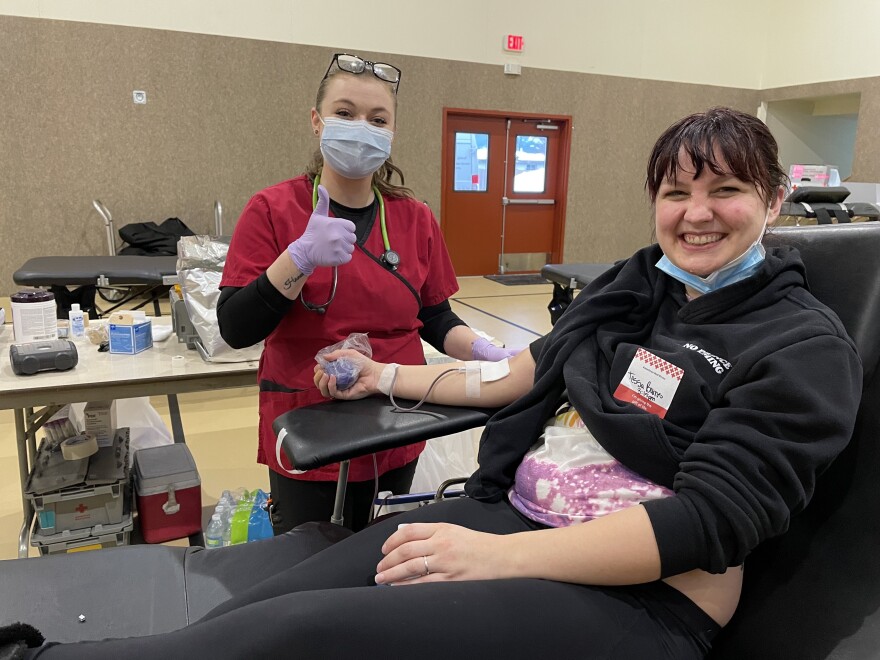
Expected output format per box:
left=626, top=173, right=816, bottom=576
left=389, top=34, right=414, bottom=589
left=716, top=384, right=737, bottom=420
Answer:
left=512, top=135, right=548, bottom=193
left=453, top=132, right=489, bottom=191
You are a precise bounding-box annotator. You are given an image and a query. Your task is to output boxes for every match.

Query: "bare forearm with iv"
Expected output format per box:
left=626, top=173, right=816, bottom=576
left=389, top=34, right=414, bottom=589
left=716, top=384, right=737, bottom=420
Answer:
left=382, top=349, right=535, bottom=407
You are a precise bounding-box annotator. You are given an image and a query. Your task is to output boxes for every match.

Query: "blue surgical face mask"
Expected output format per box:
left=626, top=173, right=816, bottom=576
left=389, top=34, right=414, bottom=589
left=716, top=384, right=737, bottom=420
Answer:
left=319, top=117, right=393, bottom=179
left=656, top=208, right=770, bottom=295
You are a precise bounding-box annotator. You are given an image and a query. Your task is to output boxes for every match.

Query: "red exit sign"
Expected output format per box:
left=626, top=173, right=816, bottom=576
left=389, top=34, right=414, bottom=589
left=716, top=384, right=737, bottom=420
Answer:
left=505, top=34, right=524, bottom=52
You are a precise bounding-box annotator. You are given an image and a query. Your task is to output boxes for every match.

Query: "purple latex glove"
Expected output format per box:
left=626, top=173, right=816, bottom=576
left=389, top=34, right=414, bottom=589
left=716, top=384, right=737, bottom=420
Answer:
left=287, top=185, right=356, bottom=275
left=471, top=337, right=523, bottom=361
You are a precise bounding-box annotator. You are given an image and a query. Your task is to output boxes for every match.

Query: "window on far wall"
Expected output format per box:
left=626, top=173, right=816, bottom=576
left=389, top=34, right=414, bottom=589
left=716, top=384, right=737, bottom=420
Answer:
left=512, top=135, right=547, bottom=193
left=453, top=132, right=489, bottom=191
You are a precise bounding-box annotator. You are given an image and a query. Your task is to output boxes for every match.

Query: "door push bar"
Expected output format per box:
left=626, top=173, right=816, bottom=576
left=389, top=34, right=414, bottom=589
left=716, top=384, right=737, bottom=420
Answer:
left=502, top=197, right=556, bottom=205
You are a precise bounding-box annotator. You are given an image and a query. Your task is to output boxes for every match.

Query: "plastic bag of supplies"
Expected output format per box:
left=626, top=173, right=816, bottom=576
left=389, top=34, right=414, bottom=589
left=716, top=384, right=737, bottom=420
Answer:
left=176, top=235, right=263, bottom=363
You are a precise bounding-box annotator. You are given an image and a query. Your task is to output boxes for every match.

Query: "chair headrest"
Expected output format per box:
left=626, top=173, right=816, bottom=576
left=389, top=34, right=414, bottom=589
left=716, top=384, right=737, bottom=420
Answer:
left=763, top=223, right=880, bottom=380
left=785, top=186, right=851, bottom=204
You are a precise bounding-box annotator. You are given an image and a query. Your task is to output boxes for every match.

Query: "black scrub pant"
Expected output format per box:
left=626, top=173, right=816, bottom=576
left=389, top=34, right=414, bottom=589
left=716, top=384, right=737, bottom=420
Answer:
left=28, top=498, right=719, bottom=660
left=268, top=458, right=418, bottom=533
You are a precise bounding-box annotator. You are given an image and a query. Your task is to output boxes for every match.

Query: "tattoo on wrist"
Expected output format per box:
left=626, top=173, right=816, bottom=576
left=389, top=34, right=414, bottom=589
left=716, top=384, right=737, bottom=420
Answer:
left=283, top=272, right=305, bottom=290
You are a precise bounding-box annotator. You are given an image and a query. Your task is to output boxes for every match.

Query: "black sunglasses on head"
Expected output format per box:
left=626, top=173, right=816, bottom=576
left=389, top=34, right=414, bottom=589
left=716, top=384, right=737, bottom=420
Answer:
left=323, top=53, right=401, bottom=93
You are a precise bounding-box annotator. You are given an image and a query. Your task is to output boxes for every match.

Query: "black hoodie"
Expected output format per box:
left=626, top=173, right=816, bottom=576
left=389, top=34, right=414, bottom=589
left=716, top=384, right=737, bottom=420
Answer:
left=466, top=243, right=862, bottom=577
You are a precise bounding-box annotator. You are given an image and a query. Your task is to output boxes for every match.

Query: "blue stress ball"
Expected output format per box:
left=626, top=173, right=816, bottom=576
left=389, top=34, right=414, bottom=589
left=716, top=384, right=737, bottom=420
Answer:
left=324, top=359, right=359, bottom=390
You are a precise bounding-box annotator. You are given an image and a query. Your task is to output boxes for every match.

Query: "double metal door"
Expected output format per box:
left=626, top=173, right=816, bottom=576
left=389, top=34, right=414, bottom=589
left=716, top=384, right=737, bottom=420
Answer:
left=441, top=110, right=571, bottom=275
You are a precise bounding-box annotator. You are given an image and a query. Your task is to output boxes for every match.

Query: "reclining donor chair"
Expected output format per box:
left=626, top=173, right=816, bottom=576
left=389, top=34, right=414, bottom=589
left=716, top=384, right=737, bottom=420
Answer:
left=2, top=222, right=879, bottom=659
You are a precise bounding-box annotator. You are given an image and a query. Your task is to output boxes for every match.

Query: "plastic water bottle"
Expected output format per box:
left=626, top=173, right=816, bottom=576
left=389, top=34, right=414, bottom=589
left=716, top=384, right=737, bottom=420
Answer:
left=220, top=494, right=236, bottom=512
left=215, top=502, right=233, bottom=547
left=205, top=513, right=223, bottom=549
left=68, top=304, right=85, bottom=340
left=221, top=515, right=232, bottom=547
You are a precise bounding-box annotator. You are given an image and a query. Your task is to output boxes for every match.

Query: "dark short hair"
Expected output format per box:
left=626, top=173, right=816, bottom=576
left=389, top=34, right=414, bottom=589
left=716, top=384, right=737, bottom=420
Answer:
left=645, top=107, right=788, bottom=205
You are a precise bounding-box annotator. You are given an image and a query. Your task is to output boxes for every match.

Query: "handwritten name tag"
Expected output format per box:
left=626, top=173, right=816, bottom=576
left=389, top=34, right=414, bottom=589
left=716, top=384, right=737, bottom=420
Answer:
left=613, top=348, right=683, bottom=419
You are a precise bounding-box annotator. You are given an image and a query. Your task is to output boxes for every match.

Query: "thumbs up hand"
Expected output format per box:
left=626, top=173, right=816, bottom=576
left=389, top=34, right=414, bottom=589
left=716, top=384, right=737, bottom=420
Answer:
left=287, top=185, right=357, bottom=275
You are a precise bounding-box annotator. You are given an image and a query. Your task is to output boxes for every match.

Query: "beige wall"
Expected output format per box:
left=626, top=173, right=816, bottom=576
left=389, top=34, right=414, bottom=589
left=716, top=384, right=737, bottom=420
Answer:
left=762, top=1, right=880, bottom=88
left=8, top=2, right=880, bottom=89
left=1, top=0, right=771, bottom=88
left=0, top=16, right=765, bottom=296
left=759, top=79, right=880, bottom=183
left=7, top=14, right=880, bottom=298
left=11, top=0, right=880, bottom=89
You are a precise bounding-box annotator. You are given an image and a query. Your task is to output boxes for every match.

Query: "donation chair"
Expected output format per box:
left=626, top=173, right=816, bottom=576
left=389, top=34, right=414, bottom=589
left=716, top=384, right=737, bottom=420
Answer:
left=0, top=523, right=350, bottom=642
left=13, top=255, right=178, bottom=319
left=273, top=222, right=880, bottom=659
left=1, top=223, right=878, bottom=658
left=540, top=262, right=614, bottom=324
left=781, top=185, right=880, bottom=225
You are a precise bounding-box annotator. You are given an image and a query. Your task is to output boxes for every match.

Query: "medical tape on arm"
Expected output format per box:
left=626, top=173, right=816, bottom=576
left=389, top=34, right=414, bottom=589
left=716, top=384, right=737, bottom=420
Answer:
left=385, top=359, right=511, bottom=410
left=464, top=361, right=481, bottom=398
left=377, top=363, right=400, bottom=395
left=462, top=358, right=511, bottom=398
left=480, top=358, right=511, bottom=383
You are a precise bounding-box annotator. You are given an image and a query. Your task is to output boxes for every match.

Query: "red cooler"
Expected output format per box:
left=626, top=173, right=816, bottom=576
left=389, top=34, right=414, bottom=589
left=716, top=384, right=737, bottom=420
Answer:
left=134, top=444, right=202, bottom=543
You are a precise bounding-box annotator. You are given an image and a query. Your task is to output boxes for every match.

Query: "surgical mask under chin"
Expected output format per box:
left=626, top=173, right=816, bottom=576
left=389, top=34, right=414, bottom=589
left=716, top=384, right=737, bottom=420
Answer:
left=319, top=117, right=393, bottom=179
left=656, top=211, right=770, bottom=295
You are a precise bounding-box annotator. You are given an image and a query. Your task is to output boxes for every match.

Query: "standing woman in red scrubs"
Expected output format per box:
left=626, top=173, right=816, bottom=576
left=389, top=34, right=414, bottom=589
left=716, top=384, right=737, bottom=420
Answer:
left=217, top=53, right=515, bottom=533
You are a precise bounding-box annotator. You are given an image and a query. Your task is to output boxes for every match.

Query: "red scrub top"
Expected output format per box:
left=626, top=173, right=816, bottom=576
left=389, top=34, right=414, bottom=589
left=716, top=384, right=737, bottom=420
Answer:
left=221, top=175, right=460, bottom=481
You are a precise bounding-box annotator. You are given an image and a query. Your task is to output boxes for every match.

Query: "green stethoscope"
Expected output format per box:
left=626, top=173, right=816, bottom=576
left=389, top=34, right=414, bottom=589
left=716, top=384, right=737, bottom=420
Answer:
left=301, top=175, right=400, bottom=314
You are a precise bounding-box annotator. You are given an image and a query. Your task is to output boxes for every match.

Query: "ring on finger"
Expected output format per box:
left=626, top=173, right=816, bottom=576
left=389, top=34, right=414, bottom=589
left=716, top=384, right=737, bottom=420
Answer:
left=423, top=555, right=431, bottom=576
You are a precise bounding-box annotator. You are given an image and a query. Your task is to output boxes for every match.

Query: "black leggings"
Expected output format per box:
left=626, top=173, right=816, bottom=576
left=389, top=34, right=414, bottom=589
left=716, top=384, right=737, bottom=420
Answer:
left=268, top=458, right=418, bottom=533
left=29, top=499, right=719, bottom=660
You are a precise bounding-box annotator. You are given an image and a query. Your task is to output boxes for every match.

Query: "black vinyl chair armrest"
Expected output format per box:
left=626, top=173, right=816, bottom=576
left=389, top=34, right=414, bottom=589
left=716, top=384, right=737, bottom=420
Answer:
left=272, top=396, right=496, bottom=472
left=540, top=263, right=614, bottom=290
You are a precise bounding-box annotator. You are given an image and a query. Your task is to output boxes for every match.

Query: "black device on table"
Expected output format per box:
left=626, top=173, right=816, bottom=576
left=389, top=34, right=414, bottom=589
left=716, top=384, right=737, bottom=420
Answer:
left=9, top=339, right=78, bottom=376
